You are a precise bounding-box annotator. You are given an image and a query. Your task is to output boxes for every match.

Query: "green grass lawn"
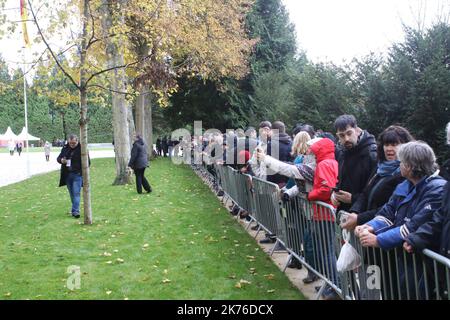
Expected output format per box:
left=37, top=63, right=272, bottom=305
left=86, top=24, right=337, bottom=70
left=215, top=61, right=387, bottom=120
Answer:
left=0, top=158, right=304, bottom=300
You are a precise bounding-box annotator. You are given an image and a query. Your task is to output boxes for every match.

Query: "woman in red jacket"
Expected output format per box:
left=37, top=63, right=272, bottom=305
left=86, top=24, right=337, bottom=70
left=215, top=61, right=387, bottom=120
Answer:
left=256, top=138, right=341, bottom=299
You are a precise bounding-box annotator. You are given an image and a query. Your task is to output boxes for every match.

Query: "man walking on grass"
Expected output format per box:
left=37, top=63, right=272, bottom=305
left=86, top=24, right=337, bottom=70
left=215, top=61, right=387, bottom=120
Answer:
left=57, top=134, right=90, bottom=218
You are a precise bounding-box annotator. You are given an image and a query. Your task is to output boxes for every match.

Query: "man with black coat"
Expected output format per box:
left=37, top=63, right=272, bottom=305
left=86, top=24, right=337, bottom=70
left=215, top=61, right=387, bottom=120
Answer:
left=258, top=121, right=292, bottom=245
left=331, top=115, right=378, bottom=212
left=267, top=121, right=293, bottom=188
left=128, top=134, right=152, bottom=194
left=57, top=134, right=90, bottom=218
left=162, top=136, right=168, bottom=157
left=156, top=137, right=162, bottom=156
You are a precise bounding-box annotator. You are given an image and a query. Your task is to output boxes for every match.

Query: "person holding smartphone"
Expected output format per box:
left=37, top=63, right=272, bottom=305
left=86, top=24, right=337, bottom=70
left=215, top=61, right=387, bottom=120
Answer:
left=57, top=134, right=90, bottom=218
left=331, top=115, right=378, bottom=213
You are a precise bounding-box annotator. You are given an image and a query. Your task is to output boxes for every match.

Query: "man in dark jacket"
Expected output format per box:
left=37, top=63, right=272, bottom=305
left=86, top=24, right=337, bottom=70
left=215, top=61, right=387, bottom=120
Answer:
left=332, top=115, right=378, bottom=212
left=267, top=121, right=292, bottom=187
left=162, top=136, right=168, bottom=157
left=128, top=134, right=152, bottom=194
left=57, top=134, right=90, bottom=218
left=156, top=137, right=162, bottom=156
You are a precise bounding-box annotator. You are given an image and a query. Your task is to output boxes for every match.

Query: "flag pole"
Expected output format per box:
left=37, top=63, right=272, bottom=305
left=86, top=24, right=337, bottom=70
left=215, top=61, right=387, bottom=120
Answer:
left=23, top=46, right=30, bottom=178
left=21, top=0, right=31, bottom=177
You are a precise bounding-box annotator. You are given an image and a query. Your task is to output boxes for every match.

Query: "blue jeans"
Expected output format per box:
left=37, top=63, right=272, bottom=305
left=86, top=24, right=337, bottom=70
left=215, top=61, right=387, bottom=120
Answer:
left=303, top=226, right=316, bottom=270
left=66, top=172, right=82, bottom=215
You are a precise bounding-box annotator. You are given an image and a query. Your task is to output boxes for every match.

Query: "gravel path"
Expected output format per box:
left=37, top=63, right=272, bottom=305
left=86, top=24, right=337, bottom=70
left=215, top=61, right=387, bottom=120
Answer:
left=0, top=149, right=114, bottom=187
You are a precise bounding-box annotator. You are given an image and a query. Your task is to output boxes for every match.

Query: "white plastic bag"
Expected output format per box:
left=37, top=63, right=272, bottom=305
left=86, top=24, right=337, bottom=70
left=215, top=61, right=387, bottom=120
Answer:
left=336, top=230, right=361, bottom=272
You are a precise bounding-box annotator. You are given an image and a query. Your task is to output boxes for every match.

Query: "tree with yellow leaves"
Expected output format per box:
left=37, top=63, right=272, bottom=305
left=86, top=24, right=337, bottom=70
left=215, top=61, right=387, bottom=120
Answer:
left=1, top=0, right=255, bottom=224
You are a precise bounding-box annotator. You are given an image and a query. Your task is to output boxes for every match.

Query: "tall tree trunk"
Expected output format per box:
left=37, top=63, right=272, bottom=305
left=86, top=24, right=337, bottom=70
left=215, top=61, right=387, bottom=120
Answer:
left=128, top=102, right=136, bottom=150
left=144, top=90, right=153, bottom=157
left=101, top=0, right=132, bottom=185
left=134, top=44, right=151, bottom=156
left=80, top=0, right=92, bottom=225
left=61, top=112, right=67, bottom=140
left=136, top=84, right=153, bottom=156
left=135, top=83, right=145, bottom=139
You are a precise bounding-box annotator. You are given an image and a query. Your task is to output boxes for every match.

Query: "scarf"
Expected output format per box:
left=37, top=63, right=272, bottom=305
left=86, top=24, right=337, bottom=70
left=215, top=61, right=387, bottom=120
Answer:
left=377, top=160, right=401, bottom=177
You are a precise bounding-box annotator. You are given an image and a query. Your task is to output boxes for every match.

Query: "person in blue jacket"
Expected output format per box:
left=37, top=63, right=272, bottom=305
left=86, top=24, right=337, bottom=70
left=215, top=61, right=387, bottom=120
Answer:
left=356, top=141, right=446, bottom=299
left=402, top=123, right=450, bottom=299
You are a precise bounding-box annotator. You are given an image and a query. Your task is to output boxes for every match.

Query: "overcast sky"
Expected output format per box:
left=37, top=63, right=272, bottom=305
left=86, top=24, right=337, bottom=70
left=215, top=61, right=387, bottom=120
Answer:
left=282, top=0, right=450, bottom=64
left=1, top=0, right=449, bottom=69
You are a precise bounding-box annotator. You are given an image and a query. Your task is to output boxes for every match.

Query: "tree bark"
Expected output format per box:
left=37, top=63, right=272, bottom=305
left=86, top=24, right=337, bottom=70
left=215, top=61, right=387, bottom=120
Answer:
left=80, top=0, right=92, bottom=225
left=61, top=112, right=67, bottom=140
left=135, top=84, right=153, bottom=156
left=135, top=83, right=145, bottom=139
left=143, top=90, right=153, bottom=157
left=128, top=102, right=136, bottom=151
left=101, top=0, right=132, bottom=185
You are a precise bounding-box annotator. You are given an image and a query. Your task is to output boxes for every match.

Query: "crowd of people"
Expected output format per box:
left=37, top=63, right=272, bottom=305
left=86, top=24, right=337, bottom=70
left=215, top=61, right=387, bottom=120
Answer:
left=155, top=136, right=181, bottom=158
left=191, top=115, right=450, bottom=300
left=51, top=116, right=449, bottom=299
left=7, top=140, right=23, bottom=156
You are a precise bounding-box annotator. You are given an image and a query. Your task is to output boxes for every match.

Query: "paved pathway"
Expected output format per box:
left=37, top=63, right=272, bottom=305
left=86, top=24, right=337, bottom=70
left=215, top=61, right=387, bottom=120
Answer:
left=0, top=149, right=114, bottom=187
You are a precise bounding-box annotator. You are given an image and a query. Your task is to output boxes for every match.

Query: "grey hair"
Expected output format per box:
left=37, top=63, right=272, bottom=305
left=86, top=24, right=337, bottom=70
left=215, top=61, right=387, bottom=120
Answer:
left=398, top=141, right=438, bottom=178
left=68, top=134, right=78, bottom=141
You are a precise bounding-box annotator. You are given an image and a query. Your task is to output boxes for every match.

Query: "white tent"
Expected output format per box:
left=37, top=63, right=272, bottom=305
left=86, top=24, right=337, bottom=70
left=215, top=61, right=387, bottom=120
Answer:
left=16, top=127, right=40, bottom=141
left=1, top=127, right=18, bottom=140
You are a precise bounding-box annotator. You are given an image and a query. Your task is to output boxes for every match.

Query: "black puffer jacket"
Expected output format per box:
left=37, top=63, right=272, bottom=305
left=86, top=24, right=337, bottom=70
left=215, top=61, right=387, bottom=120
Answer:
left=267, top=133, right=293, bottom=186
left=335, top=130, right=378, bottom=211
left=351, top=172, right=405, bottom=225
left=128, top=138, right=149, bottom=170
left=407, top=182, right=450, bottom=258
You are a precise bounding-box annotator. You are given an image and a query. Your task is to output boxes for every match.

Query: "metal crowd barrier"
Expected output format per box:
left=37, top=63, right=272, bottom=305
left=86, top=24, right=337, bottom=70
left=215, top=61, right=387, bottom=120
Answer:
left=192, top=162, right=450, bottom=300
left=281, top=194, right=343, bottom=299
left=337, top=221, right=450, bottom=300
left=251, top=176, right=286, bottom=246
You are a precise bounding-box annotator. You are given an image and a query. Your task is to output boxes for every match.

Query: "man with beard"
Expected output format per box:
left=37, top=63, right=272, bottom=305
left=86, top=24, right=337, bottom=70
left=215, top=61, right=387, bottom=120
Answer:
left=331, top=115, right=378, bottom=212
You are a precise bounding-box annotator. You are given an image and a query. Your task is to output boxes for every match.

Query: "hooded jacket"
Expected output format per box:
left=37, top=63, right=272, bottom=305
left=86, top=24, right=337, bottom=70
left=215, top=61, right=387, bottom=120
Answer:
left=128, top=138, right=149, bottom=170
left=307, top=138, right=339, bottom=221
left=335, top=130, right=378, bottom=211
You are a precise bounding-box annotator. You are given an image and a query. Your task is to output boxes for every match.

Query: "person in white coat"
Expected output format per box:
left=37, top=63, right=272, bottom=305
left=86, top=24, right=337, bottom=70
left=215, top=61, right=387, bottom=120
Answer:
left=44, top=141, right=51, bottom=161
left=8, top=140, right=15, bottom=156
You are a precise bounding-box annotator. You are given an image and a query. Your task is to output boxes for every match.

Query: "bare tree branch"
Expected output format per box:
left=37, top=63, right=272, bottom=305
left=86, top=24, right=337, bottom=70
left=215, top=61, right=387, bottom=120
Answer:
left=85, top=55, right=150, bottom=85
left=5, top=43, right=76, bottom=66
left=27, top=0, right=81, bottom=90
left=86, top=0, right=96, bottom=50
left=87, top=83, right=153, bottom=96
left=87, top=83, right=131, bottom=95
left=11, top=48, right=48, bottom=82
